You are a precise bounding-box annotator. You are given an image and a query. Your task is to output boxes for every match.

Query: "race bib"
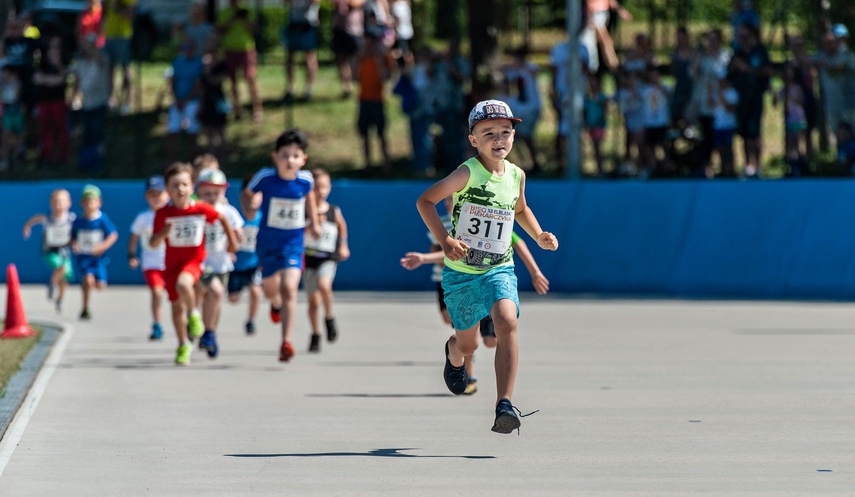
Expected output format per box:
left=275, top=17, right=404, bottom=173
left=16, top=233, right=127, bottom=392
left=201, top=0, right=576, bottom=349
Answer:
left=77, top=229, right=104, bottom=255
left=455, top=202, right=514, bottom=255
left=240, top=225, right=258, bottom=252
left=267, top=197, right=305, bottom=230
left=305, top=221, right=338, bottom=253
left=205, top=222, right=228, bottom=253
left=167, top=215, right=206, bottom=248
left=45, top=224, right=72, bottom=247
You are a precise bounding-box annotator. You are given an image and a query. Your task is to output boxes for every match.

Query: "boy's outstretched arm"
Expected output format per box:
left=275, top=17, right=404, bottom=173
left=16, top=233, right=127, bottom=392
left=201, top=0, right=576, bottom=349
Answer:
left=512, top=237, right=550, bottom=295
left=305, top=189, right=322, bottom=239
left=400, top=250, right=445, bottom=270
left=514, top=172, right=559, bottom=251
left=416, top=167, right=470, bottom=261
left=22, top=214, right=47, bottom=239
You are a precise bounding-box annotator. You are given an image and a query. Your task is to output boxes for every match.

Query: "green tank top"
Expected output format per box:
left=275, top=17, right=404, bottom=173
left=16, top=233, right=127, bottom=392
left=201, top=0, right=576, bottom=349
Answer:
left=445, top=157, right=522, bottom=275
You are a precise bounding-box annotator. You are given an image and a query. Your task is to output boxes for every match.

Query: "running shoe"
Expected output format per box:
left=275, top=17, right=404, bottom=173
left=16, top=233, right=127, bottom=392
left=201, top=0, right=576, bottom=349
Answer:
left=309, top=334, right=321, bottom=353
left=47, top=284, right=54, bottom=301
left=187, top=311, right=204, bottom=340
left=199, top=330, right=219, bottom=358
left=479, top=316, right=496, bottom=338
left=150, top=323, right=163, bottom=341
left=279, top=341, right=295, bottom=362
left=245, top=320, right=256, bottom=336
left=79, top=309, right=91, bottom=320
left=175, top=344, right=192, bottom=365
left=55, top=298, right=62, bottom=313
left=443, top=340, right=468, bottom=395
left=270, top=305, right=281, bottom=324
left=325, top=317, right=338, bottom=342
left=463, top=377, right=478, bottom=395
left=491, top=398, right=539, bottom=435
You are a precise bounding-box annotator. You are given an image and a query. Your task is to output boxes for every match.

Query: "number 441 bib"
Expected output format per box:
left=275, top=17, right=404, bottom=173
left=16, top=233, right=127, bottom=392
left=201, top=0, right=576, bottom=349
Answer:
left=268, top=197, right=306, bottom=230
left=455, top=202, right=514, bottom=255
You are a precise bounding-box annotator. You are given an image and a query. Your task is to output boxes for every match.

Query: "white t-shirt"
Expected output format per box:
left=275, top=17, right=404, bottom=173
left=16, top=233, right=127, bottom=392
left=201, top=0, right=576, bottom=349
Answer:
left=391, top=0, right=413, bottom=40
left=204, top=203, right=244, bottom=274
left=640, top=83, right=671, bottom=128
left=713, top=87, right=739, bottom=131
left=130, top=209, right=166, bottom=271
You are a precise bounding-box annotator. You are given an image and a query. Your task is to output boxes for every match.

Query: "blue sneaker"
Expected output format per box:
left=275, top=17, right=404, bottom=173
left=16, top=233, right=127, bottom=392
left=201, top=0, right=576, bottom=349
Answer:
left=443, top=340, right=468, bottom=395
left=149, top=323, right=163, bottom=341
left=491, top=398, right=539, bottom=435
left=199, top=330, right=219, bottom=358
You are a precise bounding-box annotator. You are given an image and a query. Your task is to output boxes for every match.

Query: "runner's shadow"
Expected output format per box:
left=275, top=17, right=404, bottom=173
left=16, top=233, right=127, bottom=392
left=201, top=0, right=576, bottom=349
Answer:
left=225, top=448, right=495, bottom=459
left=306, top=393, right=451, bottom=398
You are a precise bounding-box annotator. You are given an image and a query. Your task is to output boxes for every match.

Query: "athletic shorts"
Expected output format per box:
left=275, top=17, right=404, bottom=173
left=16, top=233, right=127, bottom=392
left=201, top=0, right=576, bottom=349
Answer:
left=437, top=282, right=447, bottom=312
left=43, top=251, right=74, bottom=281
left=358, top=100, right=386, bottom=136
left=227, top=267, right=261, bottom=295
left=104, top=37, right=132, bottom=67
left=77, top=256, right=108, bottom=284
left=143, top=269, right=165, bottom=289
left=258, top=246, right=304, bottom=278
left=167, top=100, right=200, bottom=134
left=200, top=269, right=229, bottom=289
left=438, top=281, right=496, bottom=337
left=225, top=50, right=258, bottom=80
left=332, top=27, right=362, bottom=58
left=303, top=260, right=337, bottom=294
left=285, top=24, right=319, bottom=52
left=165, top=262, right=203, bottom=302
left=440, top=265, right=519, bottom=331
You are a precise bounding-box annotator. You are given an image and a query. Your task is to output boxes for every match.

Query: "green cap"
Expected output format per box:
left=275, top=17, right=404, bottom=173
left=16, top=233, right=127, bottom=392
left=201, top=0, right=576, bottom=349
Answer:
left=81, top=184, right=102, bottom=200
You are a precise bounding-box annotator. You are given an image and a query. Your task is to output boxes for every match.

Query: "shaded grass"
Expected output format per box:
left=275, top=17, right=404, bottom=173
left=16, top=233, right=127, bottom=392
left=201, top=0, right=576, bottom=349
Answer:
left=0, top=324, right=42, bottom=397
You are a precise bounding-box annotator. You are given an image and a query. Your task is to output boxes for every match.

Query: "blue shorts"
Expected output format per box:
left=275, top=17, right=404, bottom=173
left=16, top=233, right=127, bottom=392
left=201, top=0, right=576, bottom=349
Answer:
left=76, top=256, right=108, bottom=284
left=441, top=265, right=519, bottom=331
left=258, top=246, right=304, bottom=279
left=228, top=266, right=262, bottom=295
left=104, top=37, right=132, bottom=67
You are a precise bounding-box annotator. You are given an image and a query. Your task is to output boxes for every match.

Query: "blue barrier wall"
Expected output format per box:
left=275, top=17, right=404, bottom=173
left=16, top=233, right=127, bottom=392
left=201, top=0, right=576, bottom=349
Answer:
left=2, top=179, right=855, bottom=299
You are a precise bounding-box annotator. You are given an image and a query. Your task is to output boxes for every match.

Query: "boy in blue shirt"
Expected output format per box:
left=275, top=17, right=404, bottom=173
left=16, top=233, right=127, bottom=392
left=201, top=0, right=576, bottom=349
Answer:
left=244, top=129, right=321, bottom=362
left=228, top=177, right=263, bottom=336
left=72, top=185, right=118, bottom=320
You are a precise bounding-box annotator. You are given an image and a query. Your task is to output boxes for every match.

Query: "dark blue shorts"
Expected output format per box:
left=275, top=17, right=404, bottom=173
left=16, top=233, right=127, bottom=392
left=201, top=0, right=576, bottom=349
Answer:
left=228, top=267, right=261, bottom=295
left=258, top=246, right=304, bottom=279
left=76, top=256, right=108, bottom=284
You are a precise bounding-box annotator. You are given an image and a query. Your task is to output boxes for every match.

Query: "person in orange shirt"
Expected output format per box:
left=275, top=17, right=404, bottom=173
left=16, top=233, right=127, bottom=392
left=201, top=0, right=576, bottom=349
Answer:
left=356, top=32, right=393, bottom=171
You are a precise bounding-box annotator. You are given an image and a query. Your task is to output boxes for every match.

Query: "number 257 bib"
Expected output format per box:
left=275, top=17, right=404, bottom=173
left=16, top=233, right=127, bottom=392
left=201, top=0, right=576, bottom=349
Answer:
left=455, top=202, right=514, bottom=255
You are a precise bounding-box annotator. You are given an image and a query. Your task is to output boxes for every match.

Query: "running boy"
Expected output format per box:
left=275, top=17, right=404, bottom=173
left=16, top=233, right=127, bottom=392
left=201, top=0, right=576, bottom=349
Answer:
left=228, top=177, right=263, bottom=336
left=129, top=176, right=169, bottom=340
left=23, top=189, right=76, bottom=312
left=151, top=162, right=238, bottom=366
left=196, top=168, right=244, bottom=358
left=243, top=129, right=321, bottom=362
left=71, top=185, right=119, bottom=320
left=416, top=100, right=558, bottom=434
left=304, top=167, right=350, bottom=353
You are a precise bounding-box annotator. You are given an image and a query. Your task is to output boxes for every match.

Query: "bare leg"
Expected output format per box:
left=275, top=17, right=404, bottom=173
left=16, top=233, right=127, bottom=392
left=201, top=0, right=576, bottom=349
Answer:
left=248, top=283, right=261, bottom=323
left=279, top=268, right=302, bottom=342
left=447, top=324, right=479, bottom=368
left=304, top=50, right=318, bottom=96
left=81, top=273, right=93, bottom=312
left=308, top=289, right=322, bottom=336
left=173, top=272, right=197, bottom=344
left=151, top=286, right=164, bottom=324
left=317, top=277, right=335, bottom=320
left=262, top=273, right=282, bottom=309
left=202, top=277, right=225, bottom=331
left=285, top=49, right=296, bottom=96
left=491, top=299, right=519, bottom=403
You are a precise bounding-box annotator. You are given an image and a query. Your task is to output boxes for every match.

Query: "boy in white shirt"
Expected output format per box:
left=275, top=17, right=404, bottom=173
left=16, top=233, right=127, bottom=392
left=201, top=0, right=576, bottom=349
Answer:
left=196, top=168, right=244, bottom=358
left=712, top=74, right=738, bottom=177
left=129, top=176, right=170, bottom=340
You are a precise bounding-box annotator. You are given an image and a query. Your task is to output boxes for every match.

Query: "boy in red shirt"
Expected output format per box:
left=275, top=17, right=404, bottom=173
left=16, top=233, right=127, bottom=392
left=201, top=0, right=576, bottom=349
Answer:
left=151, top=162, right=239, bottom=365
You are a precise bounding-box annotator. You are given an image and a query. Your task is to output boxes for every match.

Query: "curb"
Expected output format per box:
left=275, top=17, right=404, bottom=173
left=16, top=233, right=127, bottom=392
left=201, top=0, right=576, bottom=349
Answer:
left=0, top=323, right=62, bottom=442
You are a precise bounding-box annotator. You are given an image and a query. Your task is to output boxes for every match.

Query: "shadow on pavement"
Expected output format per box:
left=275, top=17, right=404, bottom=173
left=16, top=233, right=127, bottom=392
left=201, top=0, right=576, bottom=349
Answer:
left=225, top=448, right=495, bottom=459
left=306, top=393, right=451, bottom=398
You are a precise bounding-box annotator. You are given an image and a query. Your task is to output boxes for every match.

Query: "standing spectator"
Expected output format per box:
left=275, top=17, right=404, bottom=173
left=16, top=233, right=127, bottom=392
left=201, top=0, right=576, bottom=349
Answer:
left=582, top=0, right=632, bottom=73
left=198, top=42, right=230, bottom=157
left=0, top=65, right=24, bottom=170
left=166, top=39, right=203, bottom=162
left=786, top=35, right=817, bottom=160
left=622, top=33, right=654, bottom=76
left=70, top=35, right=110, bottom=171
left=284, top=0, right=320, bottom=102
left=218, top=0, right=263, bottom=123
left=78, top=0, right=105, bottom=49
left=711, top=73, right=738, bottom=177
left=331, top=0, right=366, bottom=98
left=639, top=66, right=671, bottom=177
left=501, top=46, right=542, bottom=174
left=669, top=27, right=697, bottom=128
left=356, top=32, right=392, bottom=170
left=103, top=0, right=136, bottom=114
left=548, top=37, right=575, bottom=173
left=777, top=64, right=808, bottom=176
left=813, top=27, right=855, bottom=149
left=185, top=2, right=214, bottom=57
left=730, top=0, right=760, bottom=50
left=364, top=0, right=392, bottom=45
left=729, top=24, right=772, bottom=177
left=34, top=37, right=70, bottom=167
left=395, top=46, right=435, bottom=176
left=615, top=69, right=644, bottom=175
left=583, top=74, right=609, bottom=176
left=390, top=0, right=414, bottom=67
left=3, top=15, right=41, bottom=148
left=691, top=28, right=731, bottom=169
left=433, top=39, right=470, bottom=171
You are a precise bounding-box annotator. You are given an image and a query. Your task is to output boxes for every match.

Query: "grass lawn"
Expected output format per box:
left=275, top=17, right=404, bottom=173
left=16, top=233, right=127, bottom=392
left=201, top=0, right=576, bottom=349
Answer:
left=0, top=324, right=42, bottom=398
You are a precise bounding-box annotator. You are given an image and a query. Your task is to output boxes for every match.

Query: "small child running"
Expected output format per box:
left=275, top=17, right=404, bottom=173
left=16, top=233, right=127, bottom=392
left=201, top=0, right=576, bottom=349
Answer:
left=228, top=178, right=263, bottom=336
left=71, top=185, right=119, bottom=320
left=416, top=100, right=558, bottom=434
left=243, top=129, right=321, bottom=362
left=151, top=162, right=238, bottom=366
left=196, top=168, right=244, bottom=358
left=129, top=176, right=170, bottom=340
left=22, top=188, right=76, bottom=312
left=304, top=167, right=350, bottom=353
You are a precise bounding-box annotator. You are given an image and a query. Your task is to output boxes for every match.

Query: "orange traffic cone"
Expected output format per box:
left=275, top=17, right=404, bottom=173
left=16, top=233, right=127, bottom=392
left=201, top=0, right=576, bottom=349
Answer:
left=1, top=263, right=36, bottom=339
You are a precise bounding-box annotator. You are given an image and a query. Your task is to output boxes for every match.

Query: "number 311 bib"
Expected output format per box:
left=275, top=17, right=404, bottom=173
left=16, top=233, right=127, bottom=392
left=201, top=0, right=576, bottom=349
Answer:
left=455, top=202, right=514, bottom=255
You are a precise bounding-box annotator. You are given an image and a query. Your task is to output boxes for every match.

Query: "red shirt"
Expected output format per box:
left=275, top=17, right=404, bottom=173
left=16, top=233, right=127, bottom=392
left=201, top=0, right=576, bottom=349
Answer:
left=79, top=6, right=106, bottom=48
left=153, top=201, right=220, bottom=271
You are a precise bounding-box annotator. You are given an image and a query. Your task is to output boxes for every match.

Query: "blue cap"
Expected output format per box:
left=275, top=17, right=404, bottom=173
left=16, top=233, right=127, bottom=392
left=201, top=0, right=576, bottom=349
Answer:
left=146, top=175, right=166, bottom=192
left=833, top=23, right=849, bottom=39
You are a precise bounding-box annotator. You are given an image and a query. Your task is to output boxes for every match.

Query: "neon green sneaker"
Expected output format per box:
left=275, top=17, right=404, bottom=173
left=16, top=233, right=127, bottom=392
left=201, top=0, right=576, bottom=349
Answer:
left=175, top=343, right=192, bottom=365
left=187, top=311, right=204, bottom=340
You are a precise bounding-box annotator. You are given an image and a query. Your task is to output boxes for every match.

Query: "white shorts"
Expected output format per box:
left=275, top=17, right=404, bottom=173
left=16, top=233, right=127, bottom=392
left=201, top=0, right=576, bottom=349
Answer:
left=167, top=100, right=200, bottom=134
left=303, top=261, right=337, bottom=294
